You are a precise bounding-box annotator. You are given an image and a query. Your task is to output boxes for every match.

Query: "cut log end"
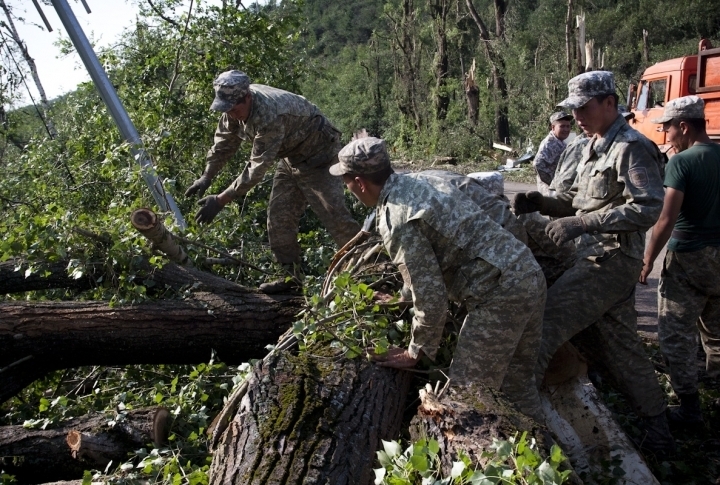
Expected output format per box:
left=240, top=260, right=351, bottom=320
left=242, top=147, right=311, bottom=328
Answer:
left=152, top=407, right=170, bottom=446
left=131, top=208, right=158, bottom=230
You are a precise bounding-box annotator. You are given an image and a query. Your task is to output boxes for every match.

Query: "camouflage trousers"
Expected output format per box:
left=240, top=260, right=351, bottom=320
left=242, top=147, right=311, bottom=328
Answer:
left=517, top=212, right=576, bottom=286
left=267, top=159, right=361, bottom=265
left=451, top=268, right=546, bottom=421
left=536, top=250, right=667, bottom=417
left=658, top=247, right=720, bottom=395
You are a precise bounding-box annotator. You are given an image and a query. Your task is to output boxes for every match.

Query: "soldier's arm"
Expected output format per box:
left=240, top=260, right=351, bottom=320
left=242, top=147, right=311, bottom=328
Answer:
left=203, top=114, right=243, bottom=180
left=640, top=187, right=684, bottom=283
left=533, top=141, right=555, bottom=185
left=581, top=141, right=664, bottom=234
left=387, top=220, right=448, bottom=361
left=220, top=126, right=286, bottom=200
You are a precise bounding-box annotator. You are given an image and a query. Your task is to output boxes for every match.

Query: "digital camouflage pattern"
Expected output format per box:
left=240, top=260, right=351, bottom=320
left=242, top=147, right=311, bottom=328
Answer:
left=533, top=131, right=567, bottom=194
left=408, top=170, right=528, bottom=244
left=330, top=136, right=391, bottom=176
left=550, top=133, right=589, bottom=196
left=536, top=115, right=667, bottom=418
left=210, top=70, right=251, bottom=112
left=549, top=111, right=572, bottom=124
left=558, top=70, right=616, bottom=110
left=651, top=95, right=706, bottom=124
left=376, top=173, right=545, bottom=419
left=557, top=115, right=665, bottom=261
left=659, top=239, right=720, bottom=395
left=201, top=83, right=360, bottom=262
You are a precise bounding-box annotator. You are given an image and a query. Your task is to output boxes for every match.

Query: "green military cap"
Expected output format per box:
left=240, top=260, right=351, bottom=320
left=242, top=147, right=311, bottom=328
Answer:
left=330, top=137, right=391, bottom=176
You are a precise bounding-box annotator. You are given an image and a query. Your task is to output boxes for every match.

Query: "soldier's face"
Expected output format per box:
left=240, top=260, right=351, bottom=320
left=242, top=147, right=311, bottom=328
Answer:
left=343, top=175, right=379, bottom=207
left=226, top=96, right=252, bottom=121
left=552, top=120, right=572, bottom=140
left=572, top=97, right=615, bottom=136
left=663, top=121, right=690, bottom=153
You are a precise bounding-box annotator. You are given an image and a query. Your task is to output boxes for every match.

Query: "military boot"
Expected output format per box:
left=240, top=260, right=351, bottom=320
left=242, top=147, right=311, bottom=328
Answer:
left=640, top=413, right=677, bottom=460
left=668, top=392, right=703, bottom=427
left=259, top=264, right=302, bottom=294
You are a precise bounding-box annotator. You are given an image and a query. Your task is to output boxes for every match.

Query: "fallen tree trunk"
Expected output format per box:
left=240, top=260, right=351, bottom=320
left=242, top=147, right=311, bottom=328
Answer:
left=0, top=408, right=168, bottom=483
left=209, top=349, right=413, bottom=485
left=0, top=263, right=303, bottom=404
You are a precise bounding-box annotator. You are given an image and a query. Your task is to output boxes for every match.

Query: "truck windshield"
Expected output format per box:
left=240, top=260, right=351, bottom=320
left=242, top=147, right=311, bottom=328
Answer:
left=636, top=79, right=667, bottom=110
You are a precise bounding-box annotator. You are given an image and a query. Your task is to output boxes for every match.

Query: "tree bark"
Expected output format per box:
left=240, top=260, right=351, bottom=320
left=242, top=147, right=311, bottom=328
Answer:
left=431, top=0, right=450, bottom=120
left=0, top=263, right=303, bottom=404
left=209, top=350, right=413, bottom=485
left=0, top=408, right=167, bottom=483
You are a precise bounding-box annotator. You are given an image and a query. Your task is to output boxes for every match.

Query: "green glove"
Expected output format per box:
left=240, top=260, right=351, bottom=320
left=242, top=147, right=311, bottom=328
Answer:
left=512, top=191, right=544, bottom=214
left=545, top=216, right=587, bottom=245
left=195, top=195, right=223, bottom=224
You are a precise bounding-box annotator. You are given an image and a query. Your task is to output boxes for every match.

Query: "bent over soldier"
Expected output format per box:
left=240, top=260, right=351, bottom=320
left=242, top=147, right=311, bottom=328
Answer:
left=186, top=70, right=360, bottom=293
left=513, top=71, right=676, bottom=458
left=332, top=137, right=547, bottom=422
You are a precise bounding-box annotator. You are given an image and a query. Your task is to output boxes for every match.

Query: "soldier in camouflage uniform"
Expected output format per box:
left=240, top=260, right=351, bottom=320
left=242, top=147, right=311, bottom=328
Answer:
left=640, top=96, right=720, bottom=426
left=408, top=170, right=527, bottom=244
left=533, top=111, right=573, bottom=195
left=331, top=137, right=547, bottom=421
left=513, top=71, right=676, bottom=457
left=186, top=70, right=360, bottom=293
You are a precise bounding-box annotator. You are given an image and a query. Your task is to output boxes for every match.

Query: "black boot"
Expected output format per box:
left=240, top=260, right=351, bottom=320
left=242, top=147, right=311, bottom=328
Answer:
left=668, top=392, right=703, bottom=426
left=640, top=413, right=677, bottom=460
left=259, top=264, right=302, bottom=294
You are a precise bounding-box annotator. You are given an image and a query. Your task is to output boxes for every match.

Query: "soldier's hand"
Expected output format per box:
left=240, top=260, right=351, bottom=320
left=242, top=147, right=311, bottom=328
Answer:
left=185, top=175, right=212, bottom=198
left=512, top=191, right=544, bottom=214
left=370, top=347, right=421, bottom=369
left=545, top=216, right=587, bottom=245
left=195, top=195, right=224, bottom=224
left=639, top=260, right=654, bottom=285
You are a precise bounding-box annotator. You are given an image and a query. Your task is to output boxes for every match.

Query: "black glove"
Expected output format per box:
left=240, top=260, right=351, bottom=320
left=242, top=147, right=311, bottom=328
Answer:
left=185, top=175, right=212, bottom=198
left=512, top=191, right=544, bottom=214
left=545, top=216, right=586, bottom=245
left=195, top=195, right=223, bottom=224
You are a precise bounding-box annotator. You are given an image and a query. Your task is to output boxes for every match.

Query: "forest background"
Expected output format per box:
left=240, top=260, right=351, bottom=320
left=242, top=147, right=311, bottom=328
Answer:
left=1, top=0, right=720, bottom=483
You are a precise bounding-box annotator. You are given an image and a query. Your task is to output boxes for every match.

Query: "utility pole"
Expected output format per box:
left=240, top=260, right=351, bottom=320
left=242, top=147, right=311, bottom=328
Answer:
left=47, top=0, right=187, bottom=228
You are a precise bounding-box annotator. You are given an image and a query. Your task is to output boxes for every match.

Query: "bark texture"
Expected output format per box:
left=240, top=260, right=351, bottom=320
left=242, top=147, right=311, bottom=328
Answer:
left=0, top=408, right=166, bottom=483
left=209, top=351, right=413, bottom=485
left=0, top=263, right=303, bottom=404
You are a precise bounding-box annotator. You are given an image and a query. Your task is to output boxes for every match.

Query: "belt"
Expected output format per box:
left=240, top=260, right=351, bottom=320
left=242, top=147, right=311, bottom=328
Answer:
left=671, top=229, right=720, bottom=241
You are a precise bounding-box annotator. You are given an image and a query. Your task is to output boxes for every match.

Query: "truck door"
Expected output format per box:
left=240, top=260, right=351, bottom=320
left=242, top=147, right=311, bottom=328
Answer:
left=632, top=77, right=668, bottom=145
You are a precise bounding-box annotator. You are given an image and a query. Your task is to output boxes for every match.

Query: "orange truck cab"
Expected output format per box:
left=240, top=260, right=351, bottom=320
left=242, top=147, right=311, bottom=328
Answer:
left=629, top=39, right=720, bottom=151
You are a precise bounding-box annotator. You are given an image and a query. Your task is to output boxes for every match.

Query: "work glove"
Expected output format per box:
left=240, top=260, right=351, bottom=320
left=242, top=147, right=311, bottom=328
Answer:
left=195, top=195, right=223, bottom=224
left=184, top=175, right=212, bottom=198
left=545, top=216, right=587, bottom=246
left=512, top=191, right=544, bottom=214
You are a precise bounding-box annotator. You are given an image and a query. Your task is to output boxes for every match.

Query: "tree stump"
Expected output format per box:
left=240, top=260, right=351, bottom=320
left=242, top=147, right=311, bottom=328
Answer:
left=209, top=350, right=413, bottom=485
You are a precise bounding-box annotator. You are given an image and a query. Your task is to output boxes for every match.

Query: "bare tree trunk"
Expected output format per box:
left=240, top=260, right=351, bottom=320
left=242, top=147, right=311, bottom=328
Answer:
left=0, top=0, right=57, bottom=138
left=465, top=0, right=510, bottom=143
left=465, top=59, right=479, bottom=125
left=0, top=408, right=167, bottom=483
left=431, top=0, right=450, bottom=120
left=209, top=350, right=413, bottom=485
left=576, top=12, right=586, bottom=75
left=642, top=29, right=650, bottom=64
left=388, top=0, right=423, bottom=131
left=565, top=0, right=573, bottom=74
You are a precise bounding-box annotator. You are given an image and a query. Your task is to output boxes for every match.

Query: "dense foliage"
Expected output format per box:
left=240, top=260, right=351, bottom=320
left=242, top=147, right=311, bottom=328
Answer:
left=1, top=0, right=720, bottom=483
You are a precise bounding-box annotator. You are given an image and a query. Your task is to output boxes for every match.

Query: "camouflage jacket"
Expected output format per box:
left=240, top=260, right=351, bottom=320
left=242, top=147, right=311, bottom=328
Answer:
left=557, top=115, right=664, bottom=260
left=407, top=170, right=527, bottom=244
left=376, top=173, right=539, bottom=360
left=203, top=85, right=341, bottom=199
left=550, top=133, right=589, bottom=196
left=534, top=131, right=566, bottom=189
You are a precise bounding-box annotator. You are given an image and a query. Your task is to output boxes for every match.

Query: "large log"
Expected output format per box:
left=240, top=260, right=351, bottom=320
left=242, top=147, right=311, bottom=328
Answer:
left=0, top=408, right=168, bottom=483
left=209, top=349, right=413, bottom=485
left=0, top=263, right=304, bottom=404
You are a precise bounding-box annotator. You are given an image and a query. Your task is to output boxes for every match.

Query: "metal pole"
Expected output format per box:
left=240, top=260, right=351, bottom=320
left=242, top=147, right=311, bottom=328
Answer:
left=49, top=0, right=187, bottom=229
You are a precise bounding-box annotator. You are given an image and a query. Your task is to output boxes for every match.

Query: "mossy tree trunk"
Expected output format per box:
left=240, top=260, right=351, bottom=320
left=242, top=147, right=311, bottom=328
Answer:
left=209, top=350, right=413, bottom=485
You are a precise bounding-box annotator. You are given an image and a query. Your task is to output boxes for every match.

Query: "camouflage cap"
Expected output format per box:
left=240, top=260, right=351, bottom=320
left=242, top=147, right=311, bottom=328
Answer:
left=650, top=95, right=705, bottom=124
left=210, top=70, right=251, bottom=112
left=330, top=137, right=391, bottom=176
left=549, top=111, right=573, bottom=123
left=558, top=71, right=616, bottom=110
